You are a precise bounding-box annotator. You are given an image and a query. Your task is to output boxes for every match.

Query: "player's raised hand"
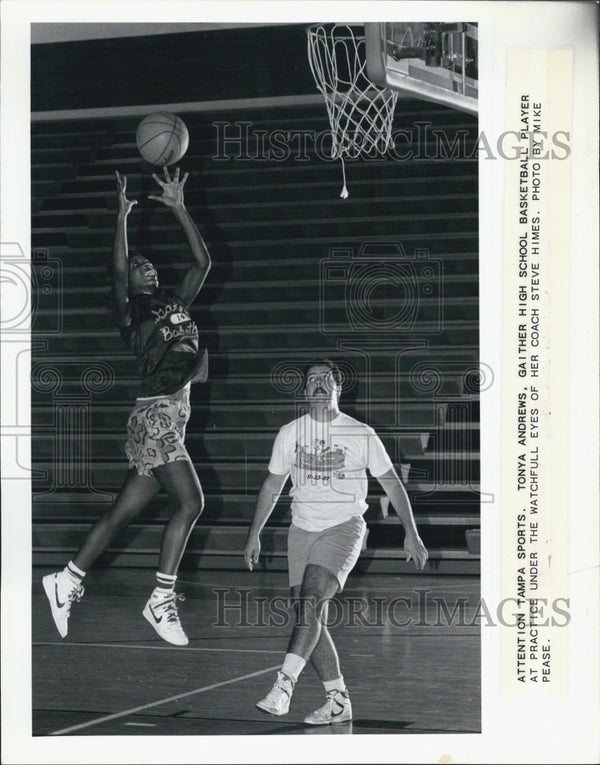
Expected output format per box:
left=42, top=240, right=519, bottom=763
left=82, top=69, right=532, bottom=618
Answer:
left=404, top=533, right=428, bottom=570
left=149, top=166, right=189, bottom=209
left=244, top=534, right=261, bottom=572
left=115, top=171, right=137, bottom=216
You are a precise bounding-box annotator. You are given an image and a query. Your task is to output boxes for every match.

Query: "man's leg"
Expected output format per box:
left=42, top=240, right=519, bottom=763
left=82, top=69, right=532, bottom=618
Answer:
left=290, top=585, right=341, bottom=682
left=256, top=518, right=364, bottom=719
left=295, top=515, right=367, bottom=725
left=290, top=569, right=353, bottom=725
left=287, top=564, right=339, bottom=661
left=256, top=564, right=339, bottom=717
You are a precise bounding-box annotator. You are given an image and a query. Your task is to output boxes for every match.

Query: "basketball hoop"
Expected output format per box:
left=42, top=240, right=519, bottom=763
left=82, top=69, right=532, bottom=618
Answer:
left=307, top=23, right=398, bottom=198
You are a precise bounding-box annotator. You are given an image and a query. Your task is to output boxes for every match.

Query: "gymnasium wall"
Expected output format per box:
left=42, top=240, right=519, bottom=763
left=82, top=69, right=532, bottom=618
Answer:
left=32, top=25, right=314, bottom=111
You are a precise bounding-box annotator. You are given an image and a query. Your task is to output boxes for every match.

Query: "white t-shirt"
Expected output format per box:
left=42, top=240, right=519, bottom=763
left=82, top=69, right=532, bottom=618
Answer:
left=268, top=411, right=393, bottom=532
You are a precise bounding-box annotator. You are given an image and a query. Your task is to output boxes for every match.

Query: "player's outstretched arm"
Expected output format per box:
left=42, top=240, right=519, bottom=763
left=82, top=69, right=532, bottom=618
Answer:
left=149, top=166, right=211, bottom=305
left=112, top=171, right=137, bottom=327
left=244, top=471, right=289, bottom=571
left=375, top=467, right=429, bottom=570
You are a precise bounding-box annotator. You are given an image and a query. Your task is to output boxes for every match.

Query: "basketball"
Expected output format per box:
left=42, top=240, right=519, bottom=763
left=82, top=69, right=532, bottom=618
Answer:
left=136, top=112, right=189, bottom=166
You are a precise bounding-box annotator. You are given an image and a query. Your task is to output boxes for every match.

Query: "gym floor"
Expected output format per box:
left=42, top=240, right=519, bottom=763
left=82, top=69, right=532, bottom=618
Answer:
left=33, top=567, right=480, bottom=737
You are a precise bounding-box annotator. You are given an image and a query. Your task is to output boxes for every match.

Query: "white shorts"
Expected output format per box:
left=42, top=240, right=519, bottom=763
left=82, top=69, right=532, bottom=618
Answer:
left=287, top=515, right=367, bottom=592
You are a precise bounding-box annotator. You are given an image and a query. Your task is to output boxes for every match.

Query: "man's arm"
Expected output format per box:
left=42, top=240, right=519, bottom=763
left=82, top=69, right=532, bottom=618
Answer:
left=149, top=167, right=211, bottom=305
left=375, top=467, right=428, bottom=570
left=244, top=471, right=289, bottom=571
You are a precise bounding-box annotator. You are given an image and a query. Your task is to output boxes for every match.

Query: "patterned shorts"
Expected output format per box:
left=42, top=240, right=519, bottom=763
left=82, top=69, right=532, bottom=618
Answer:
left=124, top=388, right=191, bottom=477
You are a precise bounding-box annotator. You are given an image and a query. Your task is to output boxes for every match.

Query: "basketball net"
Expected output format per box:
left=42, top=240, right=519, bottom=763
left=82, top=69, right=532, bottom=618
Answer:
left=307, top=23, right=398, bottom=198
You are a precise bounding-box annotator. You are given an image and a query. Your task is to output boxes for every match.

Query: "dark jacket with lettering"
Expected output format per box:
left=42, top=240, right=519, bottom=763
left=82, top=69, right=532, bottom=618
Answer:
left=120, top=289, right=208, bottom=397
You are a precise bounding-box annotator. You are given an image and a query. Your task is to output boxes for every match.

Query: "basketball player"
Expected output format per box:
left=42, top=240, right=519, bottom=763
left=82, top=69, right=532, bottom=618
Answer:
left=43, top=167, right=210, bottom=646
left=244, top=359, right=428, bottom=724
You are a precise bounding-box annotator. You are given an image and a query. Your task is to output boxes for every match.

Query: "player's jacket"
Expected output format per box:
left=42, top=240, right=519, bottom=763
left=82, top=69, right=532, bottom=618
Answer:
left=120, top=289, right=208, bottom=396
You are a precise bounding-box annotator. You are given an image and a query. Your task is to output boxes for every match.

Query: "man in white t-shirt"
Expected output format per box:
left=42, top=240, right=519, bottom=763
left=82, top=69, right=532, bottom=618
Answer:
left=244, top=359, right=428, bottom=725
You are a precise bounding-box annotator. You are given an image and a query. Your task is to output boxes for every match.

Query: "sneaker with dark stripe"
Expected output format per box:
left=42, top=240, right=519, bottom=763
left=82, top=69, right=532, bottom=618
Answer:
left=42, top=571, right=85, bottom=638
left=256, top=672, right=294, bottom=716
left=304, top=689, right=352, bottom=725
left=143, top=592, right=189, bottom=646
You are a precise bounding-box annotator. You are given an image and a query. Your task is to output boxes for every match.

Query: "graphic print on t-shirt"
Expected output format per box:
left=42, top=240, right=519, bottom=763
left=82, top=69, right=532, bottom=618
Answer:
left=124, top=290, right=207, bottom=396
left=151, top=300, right=198, bottom=343
left=295, top=439, right=348, bottom=483
left=268, top=412, right=394, bottom=531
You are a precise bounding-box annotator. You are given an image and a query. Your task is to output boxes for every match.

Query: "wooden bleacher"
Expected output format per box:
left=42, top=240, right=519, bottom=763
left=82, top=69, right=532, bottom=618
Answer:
left=31, top=101, right=480, bottom=575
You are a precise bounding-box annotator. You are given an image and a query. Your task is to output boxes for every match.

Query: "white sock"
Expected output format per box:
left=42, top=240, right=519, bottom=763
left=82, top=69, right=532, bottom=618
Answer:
left=154, top=572, right=177, bottom=596
left=66, top=561, right=86, bottom=582
left=323, top=676, right=346, bottom=694
left=281, top=653, right=306, bottom=683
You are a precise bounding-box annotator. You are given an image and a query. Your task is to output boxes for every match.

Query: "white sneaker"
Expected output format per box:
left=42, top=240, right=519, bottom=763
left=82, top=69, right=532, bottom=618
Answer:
left=256, top=672, right=295, bottom=716
left=304, top=689, right=352, bottom=725
left=42, top=571, right=85, bottom=638
left=143, top=591, right=189, bottom=646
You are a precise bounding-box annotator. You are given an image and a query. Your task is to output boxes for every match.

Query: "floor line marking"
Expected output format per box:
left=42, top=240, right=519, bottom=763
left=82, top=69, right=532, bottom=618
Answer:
left=50, top=664, right=281, bottom=736
left=177, top=580, right=481, bottom=594
left=33, top=642, right=282, bottom=654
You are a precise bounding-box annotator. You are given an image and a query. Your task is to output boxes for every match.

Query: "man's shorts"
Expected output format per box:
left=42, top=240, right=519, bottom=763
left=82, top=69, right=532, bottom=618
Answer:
left=124, top=387, right=191, bottom=477
left=287, top=515, right=368, bottom=592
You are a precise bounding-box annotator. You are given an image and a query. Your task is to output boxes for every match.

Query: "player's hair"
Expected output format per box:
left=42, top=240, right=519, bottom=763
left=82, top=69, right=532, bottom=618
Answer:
left=304, top=358, right=343, bottom=387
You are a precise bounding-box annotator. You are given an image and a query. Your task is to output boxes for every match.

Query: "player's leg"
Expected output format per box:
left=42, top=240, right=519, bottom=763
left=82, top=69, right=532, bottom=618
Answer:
left=152, top=458, right=204, bottom=575
left=141, top=458, right=204, bottom=646
left=75, top=469, right=161, bottom=571
left=42, top=469, right=161, bottom=638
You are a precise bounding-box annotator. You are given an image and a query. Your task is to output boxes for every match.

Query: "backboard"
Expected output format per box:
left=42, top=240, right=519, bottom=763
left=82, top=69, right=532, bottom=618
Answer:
left=365, top=22, right=478, bottom=115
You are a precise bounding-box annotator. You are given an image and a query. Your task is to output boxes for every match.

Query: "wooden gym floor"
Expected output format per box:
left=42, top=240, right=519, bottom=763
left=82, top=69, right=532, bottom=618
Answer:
left=33, top=567, right=480, bottom=737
